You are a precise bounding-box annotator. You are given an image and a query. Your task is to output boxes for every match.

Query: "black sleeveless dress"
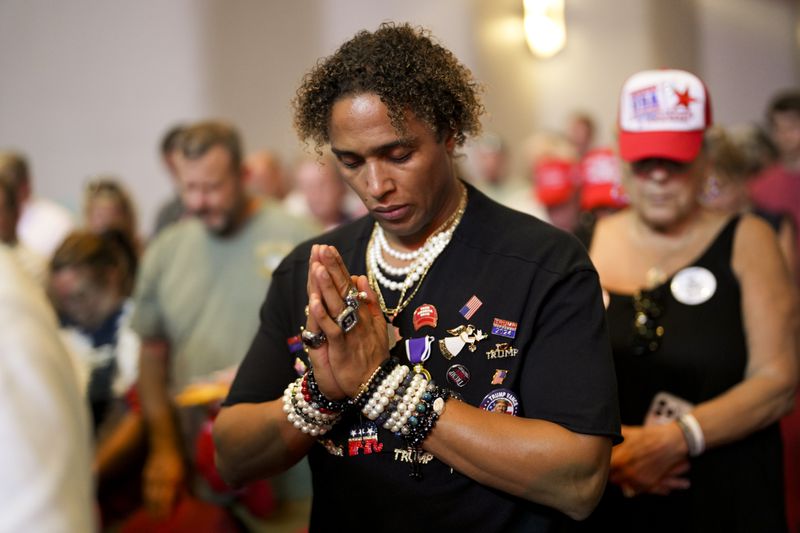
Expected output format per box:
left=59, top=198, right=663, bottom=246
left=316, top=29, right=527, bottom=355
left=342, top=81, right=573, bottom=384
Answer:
left=579, top=215, right=786, bottom=532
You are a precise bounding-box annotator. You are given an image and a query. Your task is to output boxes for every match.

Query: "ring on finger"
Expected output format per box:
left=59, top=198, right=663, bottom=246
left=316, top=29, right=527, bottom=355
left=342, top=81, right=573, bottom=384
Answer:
left=343, top=286, right=361, bottom=310
left=336, top=303, right=359, bottom=332
left=301, top=328, right=327, bottom=350
left=335, top=286, right=361, bottom=333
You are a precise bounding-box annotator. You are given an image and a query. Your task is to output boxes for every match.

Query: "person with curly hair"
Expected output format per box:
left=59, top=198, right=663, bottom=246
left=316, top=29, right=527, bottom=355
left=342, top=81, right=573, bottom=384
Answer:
left=214, top=23, right=620, bottom=531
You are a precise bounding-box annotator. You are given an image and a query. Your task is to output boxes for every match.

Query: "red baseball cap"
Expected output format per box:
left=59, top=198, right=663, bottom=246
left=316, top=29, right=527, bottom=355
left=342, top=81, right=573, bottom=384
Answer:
left=579, top=148, right=628, bottom=211
left=618, top=69, right=712, bottom=162
left=533, top=158, right=577, bottom=206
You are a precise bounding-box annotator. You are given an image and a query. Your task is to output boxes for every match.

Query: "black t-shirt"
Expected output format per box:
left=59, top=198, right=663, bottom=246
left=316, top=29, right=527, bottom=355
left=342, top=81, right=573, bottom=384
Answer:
left=226, top=184, right=621, bottom=532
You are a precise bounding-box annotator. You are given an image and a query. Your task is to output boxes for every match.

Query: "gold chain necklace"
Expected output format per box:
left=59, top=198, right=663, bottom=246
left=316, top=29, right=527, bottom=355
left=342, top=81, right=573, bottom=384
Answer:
left=366, top=183, right=468, bottom=322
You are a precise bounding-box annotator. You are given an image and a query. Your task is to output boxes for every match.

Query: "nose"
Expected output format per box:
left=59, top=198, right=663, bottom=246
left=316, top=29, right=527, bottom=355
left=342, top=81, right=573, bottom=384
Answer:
left=183, top=188, right=208, bottom=214
left=364, top=160, right=394, bottom=199
left=648, top=167, right=670, bottom=183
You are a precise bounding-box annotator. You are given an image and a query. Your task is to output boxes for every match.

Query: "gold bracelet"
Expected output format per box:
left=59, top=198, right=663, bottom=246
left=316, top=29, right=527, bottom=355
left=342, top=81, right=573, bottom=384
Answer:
left=351, top=363, right=385, bottom=403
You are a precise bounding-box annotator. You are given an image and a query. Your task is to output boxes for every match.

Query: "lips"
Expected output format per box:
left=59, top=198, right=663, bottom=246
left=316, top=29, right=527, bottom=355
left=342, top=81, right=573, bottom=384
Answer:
left=372, top=204, right=410, bottom=222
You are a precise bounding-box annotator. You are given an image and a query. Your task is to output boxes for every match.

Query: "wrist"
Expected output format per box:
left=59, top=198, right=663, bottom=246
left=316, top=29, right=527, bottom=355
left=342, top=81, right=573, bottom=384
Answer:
left=149, top=428, right=181, bottom=454
left=667, top=420, right=690, bottom=457
left=283, top=372, right=343, bottom=437
left=675, top=413, right=705, bottom=457
left=348, top=357, right=395, bottom=404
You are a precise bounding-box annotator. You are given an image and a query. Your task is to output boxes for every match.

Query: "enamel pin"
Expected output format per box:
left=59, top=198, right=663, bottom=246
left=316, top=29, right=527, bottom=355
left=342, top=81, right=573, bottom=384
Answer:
left=459, top=295, right=483, bottom=320
left=446, top=364, right=471, bottom=387
left=486, top=342, right=519, bottom=359
left=348, top=422, right=384, bottom=456
left=491, top=369, right=508, bottom=385
left=438, top=324, right=489, bottom=359
left=293, top=357, right=307, bottom=376
left=479, top=389, right=519, bottom=416
left=413, top=304, right=438, bottom=330
left=491, top=318, right=518, bottom=339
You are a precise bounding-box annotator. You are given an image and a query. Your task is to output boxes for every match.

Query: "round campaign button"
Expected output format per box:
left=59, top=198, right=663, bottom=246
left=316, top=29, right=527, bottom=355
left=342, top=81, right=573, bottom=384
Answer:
left=446, top=364, right=471, bottom=388
left=479, top=388, right=519, bottom=416
left=670, top=266, right=716, bottom=305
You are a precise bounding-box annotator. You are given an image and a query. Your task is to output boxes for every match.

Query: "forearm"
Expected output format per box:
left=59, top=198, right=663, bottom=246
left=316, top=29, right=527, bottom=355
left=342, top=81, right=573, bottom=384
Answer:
left=94, top=411, right=145, bottom=478
left=693, top=371, right=796, bottom=450
left=138, top=343, right=181, bottom=452
left=213, top=400, right=315, bottom=486
left=423, top=400, right=611, bottom=520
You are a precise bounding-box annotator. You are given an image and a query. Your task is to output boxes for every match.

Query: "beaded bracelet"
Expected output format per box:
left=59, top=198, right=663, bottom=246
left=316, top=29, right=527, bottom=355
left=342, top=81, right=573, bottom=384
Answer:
left=386, top=372, right=428, bottom=433
left=305, top=369, right=347, bottom=413
left=349, top=357, right=400, bottom=409
left=282, top=375, right=341, bottom=436
left=404, top=383, right=450, bottom=447
left=376, top=371, right=416, bottom=427
left=362, top=364, right=410, bottom=420
left=401, top=381, right=452, bottom=480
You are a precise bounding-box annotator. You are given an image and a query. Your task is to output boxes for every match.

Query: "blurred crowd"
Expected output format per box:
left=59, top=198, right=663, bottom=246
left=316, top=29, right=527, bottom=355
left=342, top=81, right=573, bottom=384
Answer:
left=1, top=79, right=799, bottom=532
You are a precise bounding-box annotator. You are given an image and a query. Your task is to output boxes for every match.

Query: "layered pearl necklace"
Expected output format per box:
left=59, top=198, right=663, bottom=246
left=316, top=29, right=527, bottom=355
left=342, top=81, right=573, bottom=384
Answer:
left=366, top=183, right=468, bottom=320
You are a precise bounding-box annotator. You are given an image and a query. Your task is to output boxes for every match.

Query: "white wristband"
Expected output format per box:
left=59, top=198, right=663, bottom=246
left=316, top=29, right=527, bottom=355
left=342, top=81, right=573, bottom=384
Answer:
left=677, top=413, right=705, bottom=457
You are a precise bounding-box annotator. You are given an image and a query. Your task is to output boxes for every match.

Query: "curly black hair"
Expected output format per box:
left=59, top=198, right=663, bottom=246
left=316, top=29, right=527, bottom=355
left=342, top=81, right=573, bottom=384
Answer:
left=293, top=22, right=484, bottom=151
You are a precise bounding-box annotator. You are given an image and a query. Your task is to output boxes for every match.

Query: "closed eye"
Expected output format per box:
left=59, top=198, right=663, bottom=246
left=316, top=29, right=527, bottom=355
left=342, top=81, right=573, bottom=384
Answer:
left=336, top=155, right=363, bottom=169
left=389, top=152, right=412, bottom=164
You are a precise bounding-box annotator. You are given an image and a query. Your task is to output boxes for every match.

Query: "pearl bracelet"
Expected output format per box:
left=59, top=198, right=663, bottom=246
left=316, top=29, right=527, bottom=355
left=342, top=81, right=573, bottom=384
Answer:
left=282, top=376, right=341, bottom=436
left=362, top=364, right=410, bottom=420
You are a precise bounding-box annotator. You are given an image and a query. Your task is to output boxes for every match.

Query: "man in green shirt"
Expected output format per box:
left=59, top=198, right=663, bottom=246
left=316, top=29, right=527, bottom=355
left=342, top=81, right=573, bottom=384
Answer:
left=131, top=120, right=318, bottom=522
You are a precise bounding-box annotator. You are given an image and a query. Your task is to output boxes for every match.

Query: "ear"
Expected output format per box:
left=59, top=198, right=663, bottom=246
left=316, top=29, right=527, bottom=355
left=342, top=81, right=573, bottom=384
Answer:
left=443, top=130, right=457, bottom=154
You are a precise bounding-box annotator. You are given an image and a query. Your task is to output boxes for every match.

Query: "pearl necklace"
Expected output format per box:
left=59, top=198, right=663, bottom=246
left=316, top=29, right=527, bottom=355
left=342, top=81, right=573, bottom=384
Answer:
left=366, top=183, right=468, bottom=319
left=370, top=227, right=453, bottom=290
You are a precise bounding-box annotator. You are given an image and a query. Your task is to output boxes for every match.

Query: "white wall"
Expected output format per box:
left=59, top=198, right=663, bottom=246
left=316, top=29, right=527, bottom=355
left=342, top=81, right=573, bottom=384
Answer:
left=0, top=0, right=209, bottom=231
left=697, top=0, right=800, bottom=126
left=0, top=0, right=797, bottom=237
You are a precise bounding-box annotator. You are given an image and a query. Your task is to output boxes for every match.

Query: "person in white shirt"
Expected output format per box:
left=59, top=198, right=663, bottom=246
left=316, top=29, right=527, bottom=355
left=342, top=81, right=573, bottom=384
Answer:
left=0, top=243, right=94, bottom=532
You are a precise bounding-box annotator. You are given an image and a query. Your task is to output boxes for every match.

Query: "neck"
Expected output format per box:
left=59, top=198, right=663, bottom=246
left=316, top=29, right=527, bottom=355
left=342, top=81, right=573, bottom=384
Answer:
left=631, top=206, right=703, bottom=245
left=384, top=179, right=465, bottom=252
left=229, top=194, right=261, bottom=234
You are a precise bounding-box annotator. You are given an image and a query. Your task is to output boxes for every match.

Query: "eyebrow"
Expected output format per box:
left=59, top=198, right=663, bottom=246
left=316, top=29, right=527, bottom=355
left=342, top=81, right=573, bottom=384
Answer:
left=330, top=138, right=416, bottom=159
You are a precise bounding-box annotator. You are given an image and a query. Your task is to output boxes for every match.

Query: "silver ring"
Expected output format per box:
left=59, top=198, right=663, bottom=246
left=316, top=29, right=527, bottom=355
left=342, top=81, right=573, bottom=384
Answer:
left=336, top=304, right=359, bottom=333
left=301, top=329, right=327, bottom=349
left=343, top=286, right=361, bottom=310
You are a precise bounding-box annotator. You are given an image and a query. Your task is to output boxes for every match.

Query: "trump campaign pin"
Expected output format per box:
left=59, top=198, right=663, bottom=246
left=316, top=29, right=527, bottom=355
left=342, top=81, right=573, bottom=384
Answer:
left=491, top=318, right=517, bottom=339
left=480, top=389, right=519, bottom=416
left=413, top=304, right=438, bottom=330
left=446, top=364, right=471, bottom=388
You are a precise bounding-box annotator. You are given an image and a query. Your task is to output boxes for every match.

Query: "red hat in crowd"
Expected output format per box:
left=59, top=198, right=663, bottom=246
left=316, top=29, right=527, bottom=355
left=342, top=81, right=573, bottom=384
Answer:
left=579, top=147, right=628, bottom=211
left=618, top=69, right=713, bottom=162
left=533, top=158, right=577, bottom=206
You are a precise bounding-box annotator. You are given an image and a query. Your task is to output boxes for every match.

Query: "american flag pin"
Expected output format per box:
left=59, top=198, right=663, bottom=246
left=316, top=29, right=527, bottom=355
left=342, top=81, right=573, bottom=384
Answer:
left=459, top=295, right=482, bottom=320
